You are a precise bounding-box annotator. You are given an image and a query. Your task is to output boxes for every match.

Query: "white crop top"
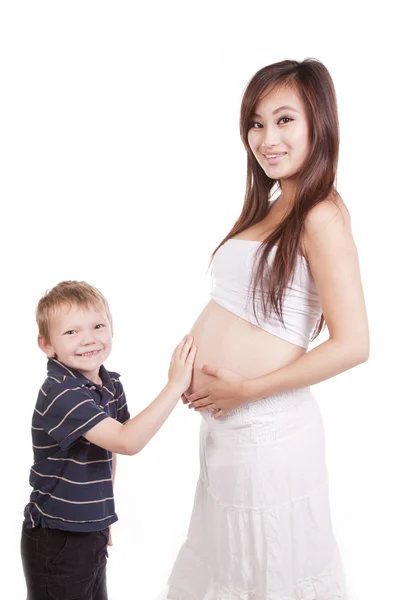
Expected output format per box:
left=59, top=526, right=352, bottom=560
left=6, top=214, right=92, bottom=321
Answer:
left=210, top=239, right=322, bottom=349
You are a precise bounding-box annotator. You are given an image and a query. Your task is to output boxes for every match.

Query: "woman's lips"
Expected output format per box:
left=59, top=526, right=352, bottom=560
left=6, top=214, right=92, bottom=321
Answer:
left=263, top=152, right=287, bottom=165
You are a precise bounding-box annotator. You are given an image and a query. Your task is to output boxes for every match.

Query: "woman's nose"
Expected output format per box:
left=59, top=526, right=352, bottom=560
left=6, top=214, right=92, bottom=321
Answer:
left=261, top=125, right=280, bottom=149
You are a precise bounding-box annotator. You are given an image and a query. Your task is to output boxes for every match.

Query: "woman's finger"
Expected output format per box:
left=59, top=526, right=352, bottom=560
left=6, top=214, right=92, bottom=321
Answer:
left=212, top=409, right=224, bottom=419
left=189, top=397, right=211, bottom=409
left=187, top=388, right=208, bottom=403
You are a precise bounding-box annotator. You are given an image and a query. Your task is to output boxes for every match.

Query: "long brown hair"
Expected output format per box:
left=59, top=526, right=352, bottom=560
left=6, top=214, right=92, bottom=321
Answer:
left=212, top=58, right=340, bottom=341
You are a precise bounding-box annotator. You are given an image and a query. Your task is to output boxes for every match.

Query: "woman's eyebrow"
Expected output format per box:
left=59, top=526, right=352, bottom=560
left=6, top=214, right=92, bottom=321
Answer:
left=272, top=105, right=299, bottom=114
left=251, top=106, right=300, bottom=119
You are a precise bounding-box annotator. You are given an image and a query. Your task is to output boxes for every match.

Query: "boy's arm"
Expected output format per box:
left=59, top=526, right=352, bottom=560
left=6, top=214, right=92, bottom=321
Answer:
left=83, top=381, right=183, bottom=455
left=108, top=453, right=117, bottom=547
left=83, top=336, right=196, bottom=455
left=112, top=452, right=117, bottom=485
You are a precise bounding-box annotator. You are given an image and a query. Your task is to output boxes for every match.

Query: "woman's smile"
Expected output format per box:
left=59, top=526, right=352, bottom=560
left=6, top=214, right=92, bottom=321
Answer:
left=263, top=152, right=287, bottom=165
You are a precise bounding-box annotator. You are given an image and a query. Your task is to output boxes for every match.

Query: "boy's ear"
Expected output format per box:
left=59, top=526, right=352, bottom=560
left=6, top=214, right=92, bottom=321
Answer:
left=38, top=335, right=55, bottom=358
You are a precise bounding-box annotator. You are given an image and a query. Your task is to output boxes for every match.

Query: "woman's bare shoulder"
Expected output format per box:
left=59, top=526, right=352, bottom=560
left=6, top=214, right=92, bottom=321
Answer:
left=304, top=192, right=350, bottom=241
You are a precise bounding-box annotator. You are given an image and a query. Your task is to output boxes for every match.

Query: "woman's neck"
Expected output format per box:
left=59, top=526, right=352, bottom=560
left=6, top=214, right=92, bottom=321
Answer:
left=278, top=179, right=296, bottom=207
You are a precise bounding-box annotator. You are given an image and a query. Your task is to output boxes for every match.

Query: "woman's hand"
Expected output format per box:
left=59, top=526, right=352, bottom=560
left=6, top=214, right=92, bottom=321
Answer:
left=168, top=335, right=197, bottom=395
left=187, top=365, right=247, bottom=418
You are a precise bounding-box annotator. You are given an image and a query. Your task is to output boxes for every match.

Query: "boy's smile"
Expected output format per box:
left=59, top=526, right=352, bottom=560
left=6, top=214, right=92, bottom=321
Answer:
left=77, top=349, right=103, bottom=357
left=38, top=304, right=113, bottom=384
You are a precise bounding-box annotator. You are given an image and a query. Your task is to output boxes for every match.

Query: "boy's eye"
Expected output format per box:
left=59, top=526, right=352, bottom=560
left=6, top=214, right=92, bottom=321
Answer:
left=95, top=324, right=105, bottom=330
left=64, top=330, right=77, bottom=335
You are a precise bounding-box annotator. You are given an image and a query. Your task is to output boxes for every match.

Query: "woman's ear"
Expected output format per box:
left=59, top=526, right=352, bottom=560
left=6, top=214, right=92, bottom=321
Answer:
left=38, top=335, right=55, bottom=358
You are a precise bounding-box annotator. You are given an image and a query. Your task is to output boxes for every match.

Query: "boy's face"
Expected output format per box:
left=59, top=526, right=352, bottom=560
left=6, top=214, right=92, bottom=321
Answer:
left=39, top=304, right=113, bottom=384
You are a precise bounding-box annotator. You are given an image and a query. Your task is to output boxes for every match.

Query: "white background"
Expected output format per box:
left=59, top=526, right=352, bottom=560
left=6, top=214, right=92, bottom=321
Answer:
left=0, top=2, right=398, bottom=599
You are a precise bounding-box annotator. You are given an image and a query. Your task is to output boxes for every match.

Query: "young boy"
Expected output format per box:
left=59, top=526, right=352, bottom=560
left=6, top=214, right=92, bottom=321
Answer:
left=21, top=280, right=196, bottom=600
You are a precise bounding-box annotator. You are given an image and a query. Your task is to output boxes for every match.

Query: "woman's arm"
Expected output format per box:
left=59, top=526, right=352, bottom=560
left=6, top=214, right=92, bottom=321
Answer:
left=244, top=198, right=369, bottom=398
left=187, top=198, right=369, bottom=416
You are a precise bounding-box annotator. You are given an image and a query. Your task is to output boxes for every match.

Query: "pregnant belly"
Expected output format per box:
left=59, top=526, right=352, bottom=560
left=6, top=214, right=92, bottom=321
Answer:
left=186, top=300, right=306, bottom=396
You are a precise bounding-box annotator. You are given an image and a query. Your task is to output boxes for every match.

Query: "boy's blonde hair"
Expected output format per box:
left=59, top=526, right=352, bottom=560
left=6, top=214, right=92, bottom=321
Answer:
left=37, top=281, right=113, bottom=342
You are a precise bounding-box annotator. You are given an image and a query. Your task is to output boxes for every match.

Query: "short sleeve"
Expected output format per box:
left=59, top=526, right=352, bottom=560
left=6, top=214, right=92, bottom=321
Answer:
left=40, top=381, right=109, bottom=451
left=114, top=381, right=130, bottom=424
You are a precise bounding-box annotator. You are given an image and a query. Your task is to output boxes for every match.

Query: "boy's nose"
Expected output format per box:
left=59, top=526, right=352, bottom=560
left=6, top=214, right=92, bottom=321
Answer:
left=81, top=333, right=96, bottom=345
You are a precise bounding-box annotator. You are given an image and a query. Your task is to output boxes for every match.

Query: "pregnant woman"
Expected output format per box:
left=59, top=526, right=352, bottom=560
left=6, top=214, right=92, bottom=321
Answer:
left=167, top=58, right=369, bottom=600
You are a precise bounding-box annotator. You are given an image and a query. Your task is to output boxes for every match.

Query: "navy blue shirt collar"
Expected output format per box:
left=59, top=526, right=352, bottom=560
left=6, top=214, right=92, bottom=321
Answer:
left=47, top=358, right=118, bottom=393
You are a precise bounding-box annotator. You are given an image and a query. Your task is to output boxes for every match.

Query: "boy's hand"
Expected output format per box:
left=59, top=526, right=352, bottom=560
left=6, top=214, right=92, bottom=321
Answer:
left=107, top=525, right=113, bottom=547
left=168, top=335, right=197, bottom=395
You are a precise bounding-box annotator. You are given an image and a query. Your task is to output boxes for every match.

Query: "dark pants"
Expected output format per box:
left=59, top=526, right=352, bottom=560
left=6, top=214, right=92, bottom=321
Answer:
left=20, top=523, right=109, bottom=600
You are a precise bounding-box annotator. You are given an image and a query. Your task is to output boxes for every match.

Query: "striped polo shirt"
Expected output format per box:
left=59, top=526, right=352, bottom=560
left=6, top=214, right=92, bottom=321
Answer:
left=23, top=358, right=130, bottom=532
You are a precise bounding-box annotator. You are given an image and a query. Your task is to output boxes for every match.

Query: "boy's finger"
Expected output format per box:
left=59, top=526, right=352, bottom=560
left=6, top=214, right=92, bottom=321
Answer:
left=173, top=336, right=189, bottom=359
left=107, top=529, right=113, bottom=546
left=186, top=344, right=197, bottom=365
left=179, top=336, right=193, bottom=360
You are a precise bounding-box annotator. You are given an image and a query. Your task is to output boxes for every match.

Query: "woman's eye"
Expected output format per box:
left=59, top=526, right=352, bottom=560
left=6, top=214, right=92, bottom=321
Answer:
left=278, top=117, right=292, bottom=124
left=250, top=121, right=263, bottom=129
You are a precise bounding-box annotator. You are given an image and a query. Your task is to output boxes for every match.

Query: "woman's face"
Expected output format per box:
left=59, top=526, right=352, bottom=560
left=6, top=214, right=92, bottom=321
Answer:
left=247, top=85, right=310, bottom=181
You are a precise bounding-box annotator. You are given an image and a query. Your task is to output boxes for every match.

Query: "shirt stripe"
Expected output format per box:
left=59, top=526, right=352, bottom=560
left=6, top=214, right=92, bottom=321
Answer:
left=48, top=457, right=112, bottom=465
left=31, top=469, right=112, bottom=485
left=24, top=359, right=130, bottom=532
left=33, top=489, right=114, bottom=504
left=31, top=502, right=114, bottom=524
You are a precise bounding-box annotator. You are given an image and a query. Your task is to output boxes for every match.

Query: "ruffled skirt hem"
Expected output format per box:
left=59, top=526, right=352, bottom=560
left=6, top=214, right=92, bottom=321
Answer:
left=167, top=542, right=347, bottom=600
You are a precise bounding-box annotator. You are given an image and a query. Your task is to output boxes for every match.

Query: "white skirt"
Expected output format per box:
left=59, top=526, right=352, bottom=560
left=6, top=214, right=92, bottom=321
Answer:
left=167, top=387, right=347, bottom=600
